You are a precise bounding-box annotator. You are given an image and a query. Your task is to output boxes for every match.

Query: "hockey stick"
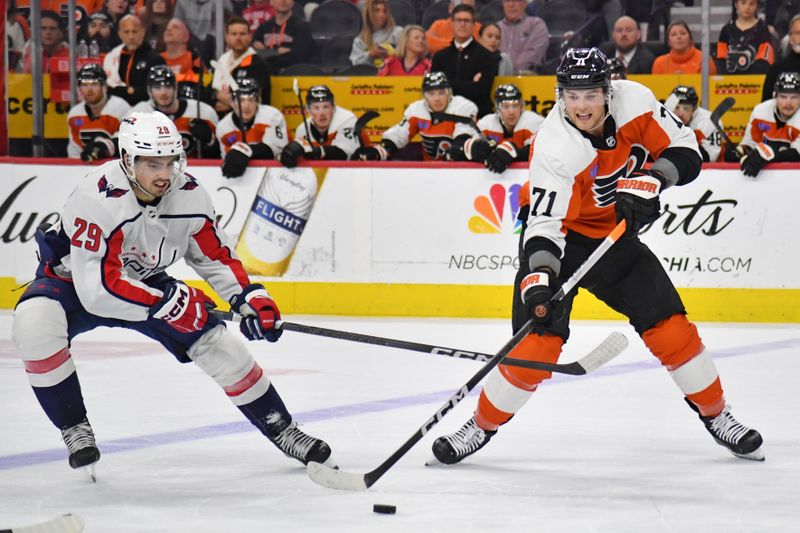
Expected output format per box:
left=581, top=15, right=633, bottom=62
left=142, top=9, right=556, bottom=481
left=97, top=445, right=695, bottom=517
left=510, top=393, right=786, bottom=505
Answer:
left=430, top=111, right=485, bottom=140
left=353, top=110, right=380, bottom=150
left=209, top=311, right=607, bottom=376
left=292, top=78, right=312, bottom=144
left=709, top=96, right=736, bottom=146
left=1, top=513, right=84, bottom=533
left=306, top=220, right=629, bottom=491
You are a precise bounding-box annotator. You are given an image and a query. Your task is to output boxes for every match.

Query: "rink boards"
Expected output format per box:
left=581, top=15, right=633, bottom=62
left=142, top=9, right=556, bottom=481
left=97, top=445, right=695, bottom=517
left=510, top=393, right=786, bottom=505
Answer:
left=0, top=159, right=797, bottom=322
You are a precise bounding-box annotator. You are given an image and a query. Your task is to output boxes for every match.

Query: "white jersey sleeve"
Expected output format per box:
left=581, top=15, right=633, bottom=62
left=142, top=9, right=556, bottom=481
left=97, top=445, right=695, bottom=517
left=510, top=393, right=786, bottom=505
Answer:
left=327, top=106, right=359, bottom=157
left=381, top=100, right=424, bottom=149
left=690, top=107, right=722, bottom=162
left=256, top=104, right=289, bottom=156
left=448, top=96, right=479, bottom=139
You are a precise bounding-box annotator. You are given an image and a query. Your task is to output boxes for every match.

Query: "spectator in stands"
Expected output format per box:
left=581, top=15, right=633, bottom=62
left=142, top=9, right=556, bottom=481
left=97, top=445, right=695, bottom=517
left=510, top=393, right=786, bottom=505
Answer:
left=279, top=85, right=363, bottom=167
left=431, top=4, right=498, bottom=116
left=20, top=11, right=70, bottom=73
left=174, top=0, right=234, bottom=64
left=86, top=11, right=115, bottom=56
left=161, top=18, right=207, bottom=101
left=350, top=0, right=403, bottom=68
left=356, top=71, right=477, bottom=161
left=426, top=0, right=481, bottom=55
left=478, top=23, right=513, bottom=76
left=67, top=64, right=131, bottom=161
left=497, top=0, right=549, bottom=73
left=6, top=1, right=30, bottom=71
left=139, top=0, right=174, bottom=51
left=213, top=16, right=271, bottom=116
left=252, top=0, right=315, bottom=72
left=102, top=0, right=133, bottom=36
left=652, top=21, right=717, bottom=74
left=763, top=14, right=800, bottom=100
left=130, top=65, right=219, bottom=158
left=218, top=78, right=288, bottom=177
left=378, top=25, right=431, bottom=76
left=103, top=14, right=167, bottom=105
left=599, top=16, right=654, bottom=75
left=243, top=0, right=274, bottom=30
left=716, top=0, right=775, bottom=74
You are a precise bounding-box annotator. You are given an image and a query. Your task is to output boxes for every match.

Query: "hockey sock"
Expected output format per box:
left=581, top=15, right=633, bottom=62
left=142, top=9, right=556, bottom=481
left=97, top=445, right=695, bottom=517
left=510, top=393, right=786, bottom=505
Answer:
left=31, top=371, right=88, bottom=430
left=237, top=384, right=294, bottom=439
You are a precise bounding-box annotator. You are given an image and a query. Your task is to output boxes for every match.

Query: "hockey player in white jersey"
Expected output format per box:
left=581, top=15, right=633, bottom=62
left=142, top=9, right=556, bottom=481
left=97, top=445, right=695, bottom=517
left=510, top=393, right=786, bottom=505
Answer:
left=130, top=65, right=220, bottom=159
left=448, top=83, right=544, bottom=173
left=279, top=85, right=361, bottom=168
left=430, top=48, right=763, bottom=467
left=218, top=77, right=288, bottom=178
left=12, top=111, right=334, bottom=480
left=356, top=72, right=477, bottom=161
left=736, top=71, right=800, bottom=177
left=664, top=85, right=724, bottom=162
left=67, top=64, right=131, bottom=161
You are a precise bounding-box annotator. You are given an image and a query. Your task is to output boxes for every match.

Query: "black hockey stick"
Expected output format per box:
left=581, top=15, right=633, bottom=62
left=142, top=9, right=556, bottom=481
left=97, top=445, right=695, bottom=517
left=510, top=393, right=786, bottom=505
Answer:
left=430, top=111, right=485, bottom=140
left=1, top=513, right=84, bottom=533
left=353, top=110, right=380, bottom=150
left=709, top=96, right=736, bottom=146
left=210, top=311, right=603, bottom=375
left=305, top=220, right=629, bottom=491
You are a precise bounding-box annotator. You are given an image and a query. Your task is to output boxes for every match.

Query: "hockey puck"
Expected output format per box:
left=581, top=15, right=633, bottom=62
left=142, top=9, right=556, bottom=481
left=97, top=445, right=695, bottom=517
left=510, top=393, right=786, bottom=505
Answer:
left=373, top=504, right=396, bottom=514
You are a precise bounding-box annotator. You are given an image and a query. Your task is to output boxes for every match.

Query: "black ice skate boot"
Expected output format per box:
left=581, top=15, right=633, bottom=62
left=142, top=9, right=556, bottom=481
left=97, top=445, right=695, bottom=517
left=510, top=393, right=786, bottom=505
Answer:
left=61, top=418, right=101, bottom=481
left=428, top=416, right=496, bottom=466
left=686, top=399, right=764, bottom=461
left=271, top=422, right=335, bottom=467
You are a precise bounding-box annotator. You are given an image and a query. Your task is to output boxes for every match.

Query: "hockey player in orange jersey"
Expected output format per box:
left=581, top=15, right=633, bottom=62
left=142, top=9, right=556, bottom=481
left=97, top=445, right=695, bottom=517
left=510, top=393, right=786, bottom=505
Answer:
left=430, top=48, right=764, bottom=466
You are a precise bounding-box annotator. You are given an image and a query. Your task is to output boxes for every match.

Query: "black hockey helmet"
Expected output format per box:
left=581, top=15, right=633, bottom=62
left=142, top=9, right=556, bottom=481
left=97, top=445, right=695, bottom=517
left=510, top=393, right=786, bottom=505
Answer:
left=556, top=47, right=610, bottom=92
left=494, top=84, right=523, bottom=106
left=670, top=85, right=699, bottom=107
left=422, top=71, right=450, bottom=92
left=774, top=72, right=800, bottom=95
left=306, top=84, right=335, bottom=106
left=234, top=77, right=261, bottom=98
left=77, top=63, right=107, bottom=85
left=147, top=65, right=176, bottom=89
left=606, top=57, right=626, bottom=80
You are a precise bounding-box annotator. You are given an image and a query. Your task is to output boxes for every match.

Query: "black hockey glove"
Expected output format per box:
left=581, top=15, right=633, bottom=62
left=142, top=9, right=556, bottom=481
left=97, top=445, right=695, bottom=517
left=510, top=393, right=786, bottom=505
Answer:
left=230, top=284, right=282, bottom=342
left=279, top=140, right=304, bottom=168
left=486, top=141, right=517, bottom=174
left=740, top=142, right=774, bottom=178
left=221, top=142, right=252, bottom=178
left=463, top=137, right=492, bottom=163
left=723, top=143, right=743, bottom=162
left=615, top=168, right=666, bottom=238
left=520, top=268, right=558, bottom=325
left=189, top=118, right=214, bottom=145
left=80, top=139, right=112, bottom=162
left=353, top=144, right=388, bottom=161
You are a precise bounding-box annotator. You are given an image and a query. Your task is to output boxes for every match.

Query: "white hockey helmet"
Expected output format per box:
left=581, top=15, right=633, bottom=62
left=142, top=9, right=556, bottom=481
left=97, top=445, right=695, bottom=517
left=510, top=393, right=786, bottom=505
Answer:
left=118, top=111, right=186, bottom=197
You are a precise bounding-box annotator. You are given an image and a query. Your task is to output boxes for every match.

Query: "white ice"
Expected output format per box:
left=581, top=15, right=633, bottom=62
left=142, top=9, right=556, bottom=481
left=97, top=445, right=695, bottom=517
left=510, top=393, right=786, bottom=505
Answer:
left=1, top=313, right=798, bottom=532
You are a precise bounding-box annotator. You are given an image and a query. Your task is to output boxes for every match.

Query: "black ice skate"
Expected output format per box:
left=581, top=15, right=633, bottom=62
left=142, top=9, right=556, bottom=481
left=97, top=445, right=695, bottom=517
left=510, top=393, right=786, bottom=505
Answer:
left=61, top=418, right=101, bottom=482
left=687, top=399, right=764, bottom=461
left=427, top=416, right=496, bottom=466
left=271, top=422, right=335, bottom=467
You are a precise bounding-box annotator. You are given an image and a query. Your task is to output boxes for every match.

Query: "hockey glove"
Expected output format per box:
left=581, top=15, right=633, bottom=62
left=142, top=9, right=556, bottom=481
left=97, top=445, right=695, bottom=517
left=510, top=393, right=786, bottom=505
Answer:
left=740, top=142, right=774, bottom=177
left=486, top=141, right=517, bottom=173
left=189, top=118, right=214, bottom=145
left=353, top=144, right=388, bottom=161
left=150, top=281, right=215, bottom=334
left=520, top=269, right=557, bottom=325
left=230, top=284, right=282, bottom=342
left=221, top=142, right=252, bottom=178
left=615, top=169, right=666, bottom=238
left=80, top=139, right=112, bottom=162
left=463, top=137, right=493, bottom=163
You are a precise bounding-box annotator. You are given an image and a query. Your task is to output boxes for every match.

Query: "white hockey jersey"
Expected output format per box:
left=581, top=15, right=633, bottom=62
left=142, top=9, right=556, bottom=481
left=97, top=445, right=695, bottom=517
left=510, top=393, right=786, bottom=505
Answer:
left=293, top=105, right=360, bottom=159
left=688, top=107, right=723, bottom=162
left=739, top=98, right=800, bottom=153
left=52, top=161, right=249, bottom=321
left=476, top=110, right=544, bottom=149
left=524, top=80, right=700, bottom=258
left=130, top=99, right=219, bottom=157
left=218, top=104, right=288, bottom=157
left=382, top=95, right=478, bottom=160
left=66, top=96, right=131, bottom=159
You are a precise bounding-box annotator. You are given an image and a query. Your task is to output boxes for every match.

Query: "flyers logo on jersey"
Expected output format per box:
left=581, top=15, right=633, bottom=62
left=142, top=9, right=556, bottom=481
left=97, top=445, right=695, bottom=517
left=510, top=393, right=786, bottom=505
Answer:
left=469, top=183, right=522, bottom=234
left=97, top=176, right=128, bottom=198
left=590, top=144, right=648, bottom=208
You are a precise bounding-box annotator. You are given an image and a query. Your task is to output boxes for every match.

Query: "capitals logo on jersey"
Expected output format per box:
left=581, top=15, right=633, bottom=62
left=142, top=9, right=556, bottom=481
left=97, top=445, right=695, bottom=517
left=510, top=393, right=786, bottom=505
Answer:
left=97, top=176, right=128, bottom=198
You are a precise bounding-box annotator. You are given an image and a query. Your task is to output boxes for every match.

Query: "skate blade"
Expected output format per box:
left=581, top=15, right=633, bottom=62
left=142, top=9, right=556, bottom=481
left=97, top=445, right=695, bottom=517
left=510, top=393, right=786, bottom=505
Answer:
left=731, top=447, right=765, bottom=462
left=425, top=455, right=446, bottom=467
left=83, top=463, right=97, bottom=483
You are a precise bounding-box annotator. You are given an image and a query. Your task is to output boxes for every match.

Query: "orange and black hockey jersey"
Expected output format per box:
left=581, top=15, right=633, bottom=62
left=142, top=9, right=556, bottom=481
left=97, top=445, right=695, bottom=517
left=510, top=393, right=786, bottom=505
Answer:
left=66, top=95, right=131, bottom=159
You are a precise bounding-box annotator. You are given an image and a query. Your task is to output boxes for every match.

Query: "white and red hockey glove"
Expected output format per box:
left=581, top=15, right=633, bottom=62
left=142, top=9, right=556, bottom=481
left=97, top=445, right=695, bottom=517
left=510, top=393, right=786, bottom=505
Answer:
left=150, top=282, right=215, bottom=334
left=615, top=169, right=666, bottom=238
left=230, top=284, right=283, bottom=342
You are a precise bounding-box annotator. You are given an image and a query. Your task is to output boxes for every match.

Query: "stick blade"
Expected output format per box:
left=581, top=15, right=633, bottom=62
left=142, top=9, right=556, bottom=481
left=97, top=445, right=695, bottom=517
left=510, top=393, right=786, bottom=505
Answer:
left=577, top=331, right=628, bottom=373
left=9, top=513, right=85, bottom=533
left=710, top=96, right=736, bottom=124
left=307, top=462, right=368, bottom=491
